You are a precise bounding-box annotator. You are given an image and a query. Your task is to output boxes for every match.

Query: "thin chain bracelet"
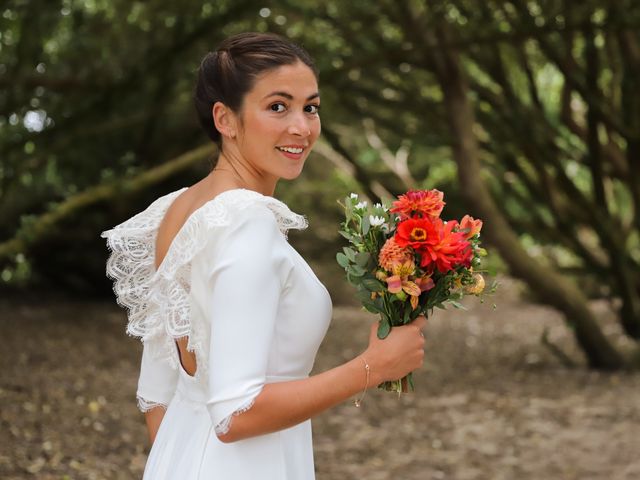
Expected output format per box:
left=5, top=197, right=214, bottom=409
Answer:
left=354, top=356, right=370, bottom=408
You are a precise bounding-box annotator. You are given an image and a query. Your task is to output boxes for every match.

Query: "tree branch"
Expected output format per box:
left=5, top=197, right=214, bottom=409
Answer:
left=0, top=144, right=213, bottom=264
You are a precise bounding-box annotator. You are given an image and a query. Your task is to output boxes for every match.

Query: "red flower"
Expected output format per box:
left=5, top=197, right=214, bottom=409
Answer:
left=396, top=218, right=472, bottom=273
left=390, top=189, right=445, bottom=220
left=394, top=218, right=439, bottom=251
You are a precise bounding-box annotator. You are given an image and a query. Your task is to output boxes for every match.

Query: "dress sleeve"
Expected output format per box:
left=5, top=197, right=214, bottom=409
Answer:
left=136, top=339, right=179, bottom=412
left=204, top=207, right=292, bottom=437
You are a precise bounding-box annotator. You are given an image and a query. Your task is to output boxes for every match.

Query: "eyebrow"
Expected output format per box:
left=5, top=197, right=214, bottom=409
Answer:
left=263, top=91, right=320, bottom=101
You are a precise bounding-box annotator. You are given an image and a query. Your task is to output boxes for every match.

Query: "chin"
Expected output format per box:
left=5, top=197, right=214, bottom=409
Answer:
left=280, top=164, right=306, bottom=181
left=281, top=170, right=304, bottom=181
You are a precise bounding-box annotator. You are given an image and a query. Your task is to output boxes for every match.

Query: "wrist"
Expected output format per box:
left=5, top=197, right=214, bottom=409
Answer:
left=358, top=351, right=382, bottom=389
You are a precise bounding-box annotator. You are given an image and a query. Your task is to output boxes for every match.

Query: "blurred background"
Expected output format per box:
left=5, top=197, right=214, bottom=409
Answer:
left=1, top=1, right=639, bottom=479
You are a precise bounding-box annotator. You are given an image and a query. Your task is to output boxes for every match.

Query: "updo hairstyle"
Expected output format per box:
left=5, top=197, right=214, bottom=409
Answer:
left=194, top=32, right=318, bottom=147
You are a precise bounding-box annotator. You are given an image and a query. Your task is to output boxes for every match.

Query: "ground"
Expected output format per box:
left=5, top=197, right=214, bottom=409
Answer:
left=0, top=278, right=638, bottom=479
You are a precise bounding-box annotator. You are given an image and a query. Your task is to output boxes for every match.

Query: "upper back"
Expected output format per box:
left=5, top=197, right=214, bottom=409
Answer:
left=154, top=180, right=240, bottom=270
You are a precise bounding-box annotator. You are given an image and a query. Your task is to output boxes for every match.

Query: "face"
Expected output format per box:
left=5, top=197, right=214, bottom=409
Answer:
left=227, top=61, right=321, bottom=182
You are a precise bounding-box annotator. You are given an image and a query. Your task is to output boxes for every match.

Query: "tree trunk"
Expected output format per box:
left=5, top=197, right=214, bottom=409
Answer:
left=426, top=24, right=626, bottom=369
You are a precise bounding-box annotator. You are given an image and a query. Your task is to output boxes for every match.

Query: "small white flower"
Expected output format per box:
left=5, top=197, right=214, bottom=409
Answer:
left=355, top=201, right=368, bottom=209
left=350, top=193, right=359, bottom=199
left=369, top=215, right=386, bottom=227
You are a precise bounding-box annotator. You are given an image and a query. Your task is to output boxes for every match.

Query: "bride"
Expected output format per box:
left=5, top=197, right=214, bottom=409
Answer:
left=102, top=32, right=426, bottom=479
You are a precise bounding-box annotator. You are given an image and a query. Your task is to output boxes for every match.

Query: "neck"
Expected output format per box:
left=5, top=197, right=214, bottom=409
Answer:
left=211, top=151, right=277, bottom=197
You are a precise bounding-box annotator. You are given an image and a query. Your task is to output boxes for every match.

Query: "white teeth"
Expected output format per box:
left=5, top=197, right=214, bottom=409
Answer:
left=277, top=146, right=304, bottom=154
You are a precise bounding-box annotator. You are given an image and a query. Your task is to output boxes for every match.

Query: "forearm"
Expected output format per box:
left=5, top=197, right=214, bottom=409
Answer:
left=144, top=407, right=167, bottom=445
left=218, top=354, right=377, bottom=443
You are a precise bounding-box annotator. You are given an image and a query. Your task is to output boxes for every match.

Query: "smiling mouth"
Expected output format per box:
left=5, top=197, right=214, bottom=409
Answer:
left=276, top=146, right=305, bottom=154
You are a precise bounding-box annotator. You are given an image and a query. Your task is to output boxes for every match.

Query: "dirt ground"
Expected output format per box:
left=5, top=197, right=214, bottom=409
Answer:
left=1, top=277, right=638, bottom=480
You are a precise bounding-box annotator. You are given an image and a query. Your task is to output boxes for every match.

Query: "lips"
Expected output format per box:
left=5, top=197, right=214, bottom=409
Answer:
left=275, top=144, right=307, bottom=160
left=276, top=145, right=305, bottom=154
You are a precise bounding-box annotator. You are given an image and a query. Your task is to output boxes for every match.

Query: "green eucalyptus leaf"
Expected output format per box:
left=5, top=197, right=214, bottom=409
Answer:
left=374, top=296, right=385, bottom=309
left=362, top=214, right=370, bottom=235
left=343, top=247, right=356, bottom=262
left=355, top=251, right=370, bottom=267
left=403, top=302, right=411, bottom=324
left=377, top=319, right=391, bottom=339
left=339, top=230, right=352, bottom=240
left=336, top=252, right=350, bottom=268
left=355, top=289, right=373, bottom=302
left=362, top=301, right=383, bottom=314
left=348, top=264, right=366, bottom=277
left=361, top=277, right=385, bottom=292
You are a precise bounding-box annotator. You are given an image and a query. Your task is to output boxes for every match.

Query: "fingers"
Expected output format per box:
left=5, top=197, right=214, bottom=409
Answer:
left=369, top=317, right=426, bottom=343
left=412, top=315, right=427, bottom=330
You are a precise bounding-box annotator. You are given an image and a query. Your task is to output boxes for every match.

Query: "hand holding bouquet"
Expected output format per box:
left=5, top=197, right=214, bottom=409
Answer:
left=337, top=190, right=489, bottom=394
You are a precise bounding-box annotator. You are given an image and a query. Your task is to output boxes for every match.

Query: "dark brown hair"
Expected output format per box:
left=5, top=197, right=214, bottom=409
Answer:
left=194, top=32, right=318, bottom=147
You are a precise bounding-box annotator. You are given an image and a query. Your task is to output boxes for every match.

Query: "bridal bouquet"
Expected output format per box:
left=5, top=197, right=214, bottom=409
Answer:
left=337, top=189, right=489, bottom=394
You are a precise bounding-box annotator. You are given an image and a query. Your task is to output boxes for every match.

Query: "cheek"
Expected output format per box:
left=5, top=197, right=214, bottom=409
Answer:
left=259, top=116, right=285, bottom=140
left=241, top=113, right=277, bottom=150
left=311, top=119, right=321, bottom=140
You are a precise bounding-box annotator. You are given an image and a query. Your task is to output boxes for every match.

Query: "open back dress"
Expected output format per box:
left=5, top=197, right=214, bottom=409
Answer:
left=102, top=188, right=333, bottom=479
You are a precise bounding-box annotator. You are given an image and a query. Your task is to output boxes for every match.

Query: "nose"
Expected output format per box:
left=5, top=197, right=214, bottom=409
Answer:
left=287, top=112, right=311, bottom=137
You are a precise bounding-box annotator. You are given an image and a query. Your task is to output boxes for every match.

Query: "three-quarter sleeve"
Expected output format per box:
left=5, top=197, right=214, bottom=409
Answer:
left=204, top=207, right=292, bottom=437
left=136, top=339, right=179, bottom=412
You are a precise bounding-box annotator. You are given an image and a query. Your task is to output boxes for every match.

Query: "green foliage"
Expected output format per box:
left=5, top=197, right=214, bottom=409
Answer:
left=1, top=0, right=638, bottom=325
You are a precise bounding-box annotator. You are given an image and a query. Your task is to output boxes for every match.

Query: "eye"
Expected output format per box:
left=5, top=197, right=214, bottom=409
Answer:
left=306, top=104, right=321, bottom=115
left=270, top=103, right=286, bottom=113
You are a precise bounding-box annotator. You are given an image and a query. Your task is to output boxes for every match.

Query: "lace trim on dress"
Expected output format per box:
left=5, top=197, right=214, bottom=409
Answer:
left=214, top=398, right=257, bottom=436
left=102, top=188, right=308, bottom=400
left=137, top=395, right=168, bottom=412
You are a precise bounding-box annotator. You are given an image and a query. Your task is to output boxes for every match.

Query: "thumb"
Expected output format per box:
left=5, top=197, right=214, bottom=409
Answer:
left=369, top=321, right=380, bottom=342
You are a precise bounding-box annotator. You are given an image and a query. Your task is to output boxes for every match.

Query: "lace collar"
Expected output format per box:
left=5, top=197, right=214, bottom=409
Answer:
left=101, top=187, right=308, bottom=385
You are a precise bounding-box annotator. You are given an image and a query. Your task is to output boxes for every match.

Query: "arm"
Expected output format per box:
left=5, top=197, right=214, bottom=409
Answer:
left=218, top=354, right=372, bottom=443
left=136, top=339, right=179, bottom=446
left=205, top=207, right=425, bottom=443
left=144, top=407, right=166, bottom=445
left=218, top=319, right=425, bottom=443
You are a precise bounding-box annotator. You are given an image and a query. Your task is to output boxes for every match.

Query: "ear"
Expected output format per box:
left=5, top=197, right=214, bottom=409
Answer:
left=212, top=101, right=237, bottom=139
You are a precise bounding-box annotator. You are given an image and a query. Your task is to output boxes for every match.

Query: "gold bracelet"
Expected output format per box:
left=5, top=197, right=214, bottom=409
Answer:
left=354, top=356, right=370, bottom=408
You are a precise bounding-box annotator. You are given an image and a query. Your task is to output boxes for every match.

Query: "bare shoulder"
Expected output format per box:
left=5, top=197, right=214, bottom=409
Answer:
left=155, top=184, right=208, bottom=268
left=155, top=179, right=245, bottom=268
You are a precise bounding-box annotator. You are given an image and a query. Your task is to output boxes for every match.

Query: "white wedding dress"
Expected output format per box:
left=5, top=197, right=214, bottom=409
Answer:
left=102, top=188, right=333, bottom=479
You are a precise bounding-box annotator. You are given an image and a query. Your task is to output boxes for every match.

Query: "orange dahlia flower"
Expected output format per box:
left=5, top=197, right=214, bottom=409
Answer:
left=390, top=189, right=445, bottom=220
left=378, top=237, right=413, bottom=271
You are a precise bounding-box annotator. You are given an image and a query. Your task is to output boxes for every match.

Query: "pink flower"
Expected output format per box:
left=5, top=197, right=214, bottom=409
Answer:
left=384, top=260, right=423, bottom=310
left=385, top=275, right=421, bottom=296
left=415, top=275, right=435, bottom=292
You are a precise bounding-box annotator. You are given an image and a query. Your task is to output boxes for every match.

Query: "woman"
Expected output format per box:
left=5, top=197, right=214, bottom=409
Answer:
left=102, top=32, right=426, bottom=479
